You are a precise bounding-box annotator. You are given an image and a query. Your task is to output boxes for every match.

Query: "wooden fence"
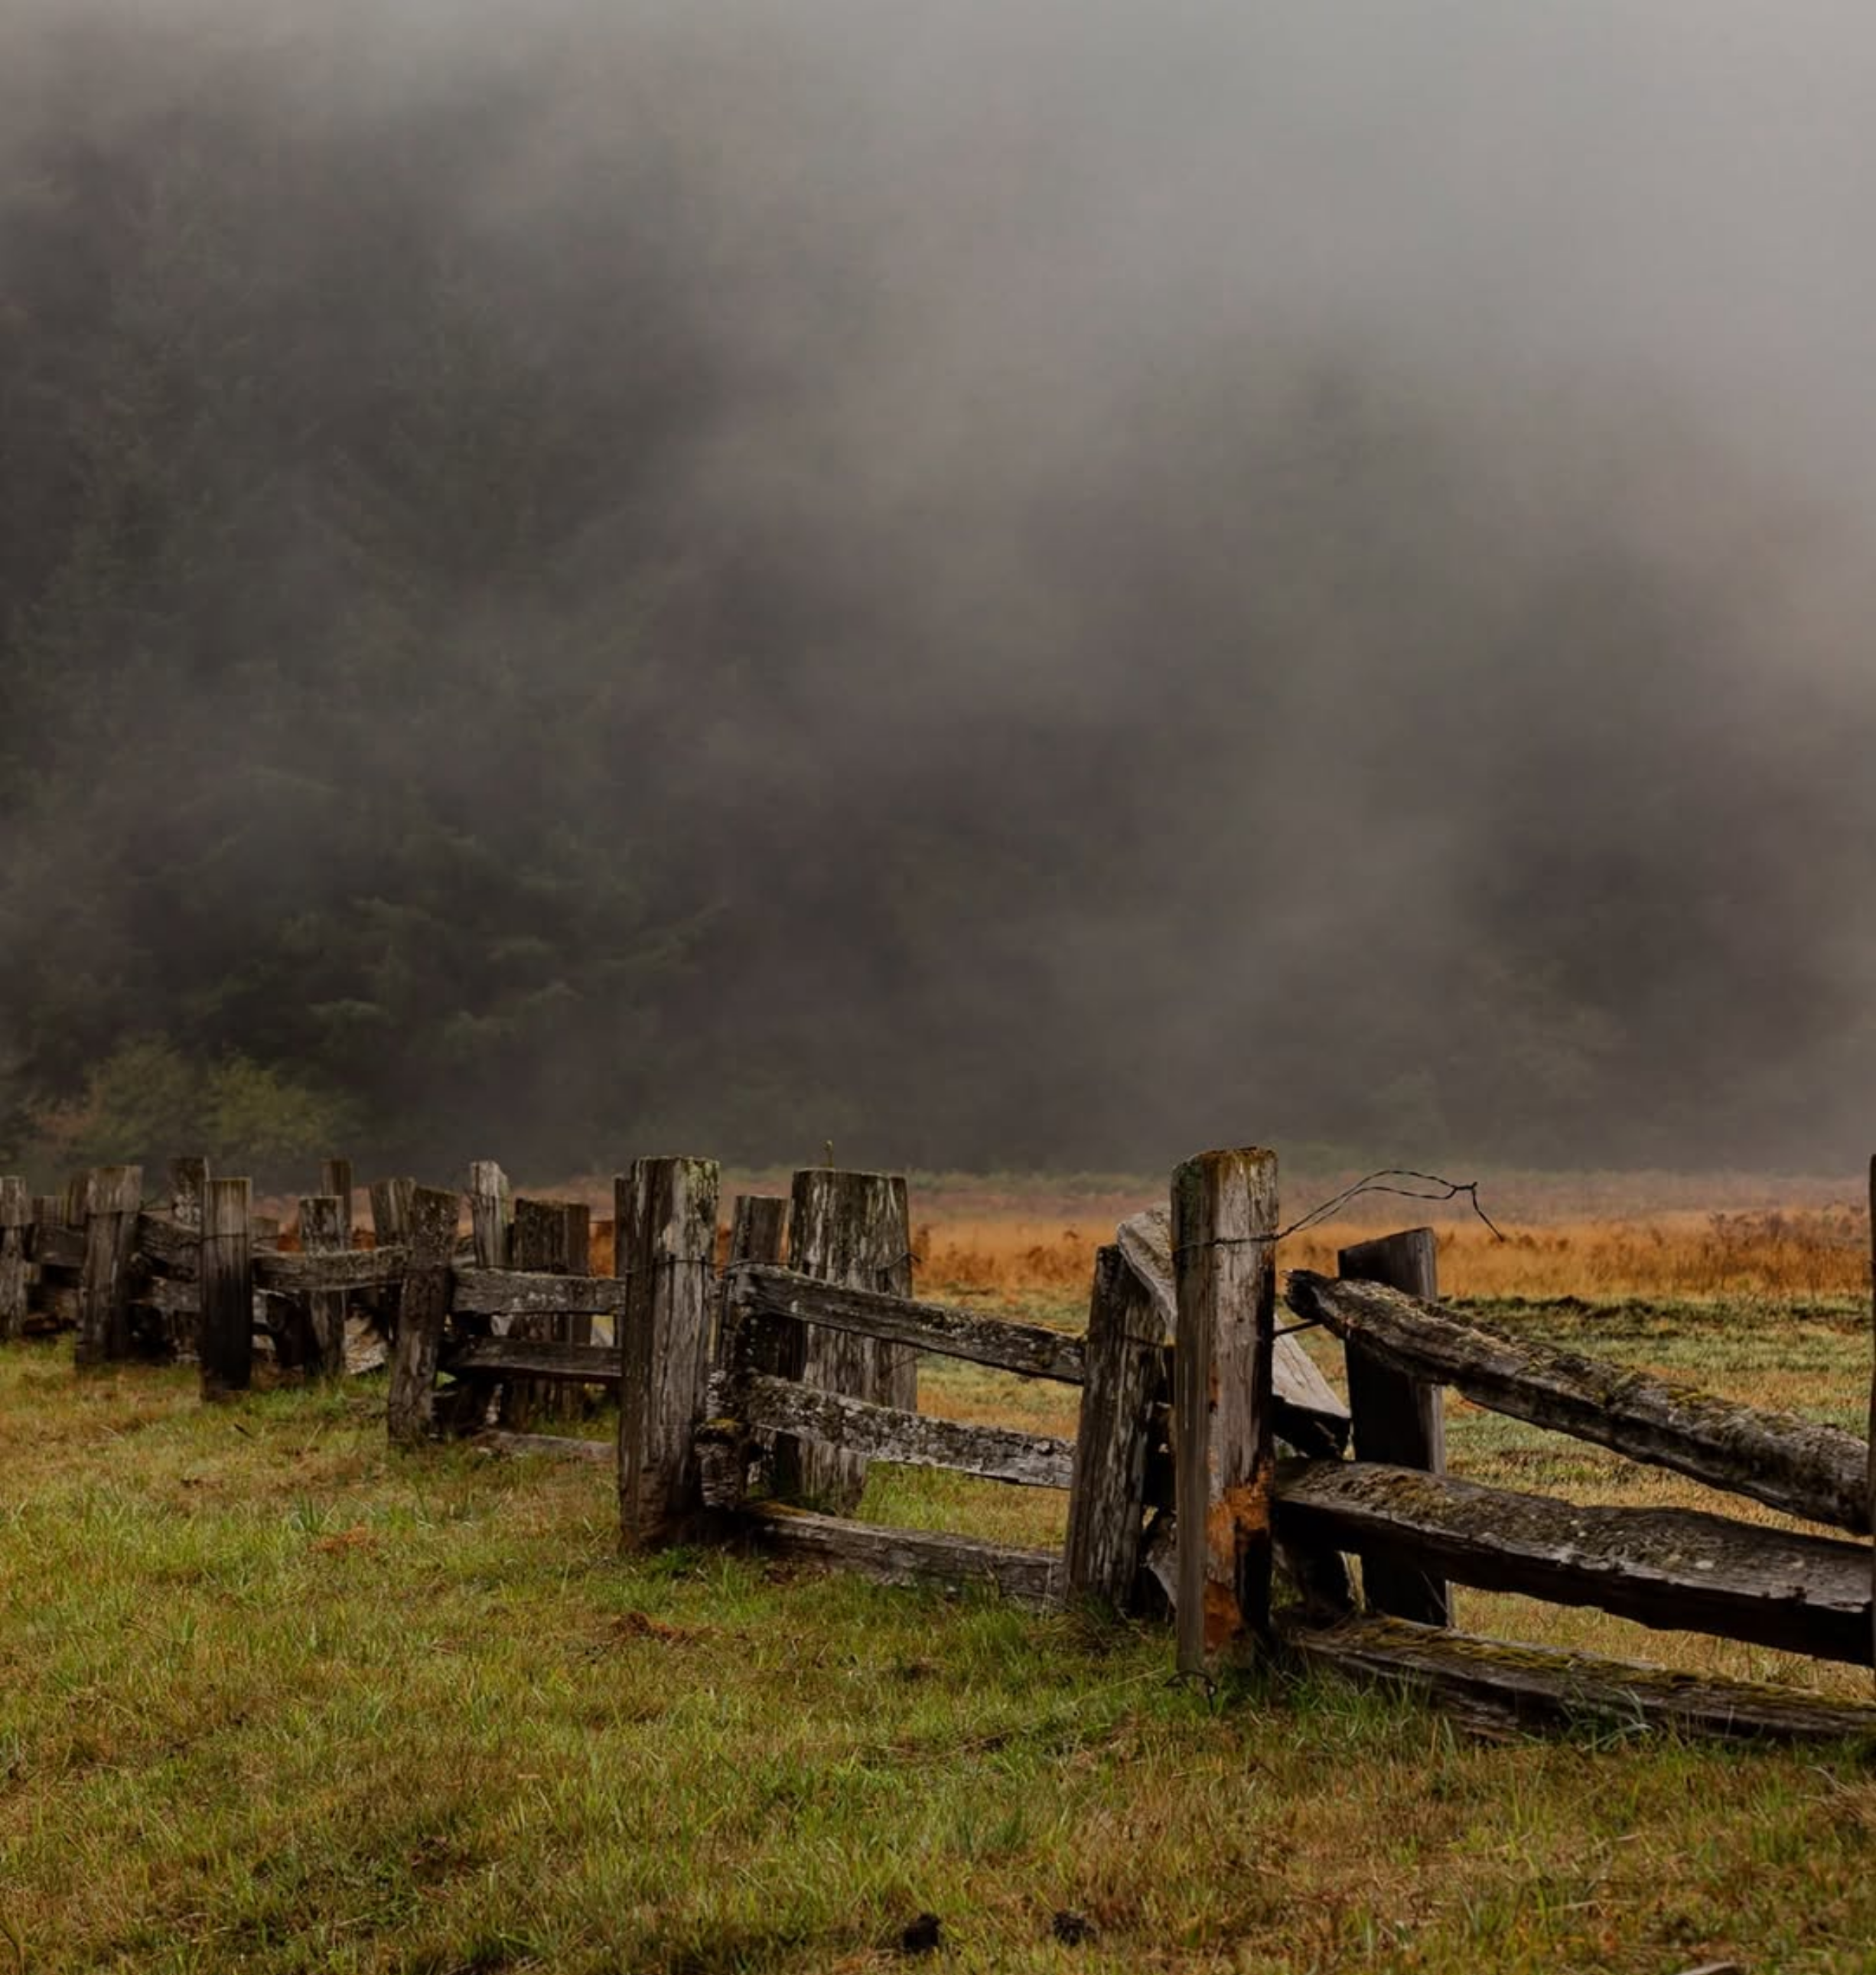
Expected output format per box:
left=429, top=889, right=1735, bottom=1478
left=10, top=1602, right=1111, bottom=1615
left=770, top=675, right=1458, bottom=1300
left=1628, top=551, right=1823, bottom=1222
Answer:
left=5, top=1143, right=1875, bottom=1745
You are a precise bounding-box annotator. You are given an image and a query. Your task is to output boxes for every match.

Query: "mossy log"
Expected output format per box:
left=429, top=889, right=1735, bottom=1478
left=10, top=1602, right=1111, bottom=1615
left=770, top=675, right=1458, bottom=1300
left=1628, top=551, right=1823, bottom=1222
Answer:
left=1285, top=1270, right=1870, bottom=1532
left=1275, top=1458, right=1872, bottom=1665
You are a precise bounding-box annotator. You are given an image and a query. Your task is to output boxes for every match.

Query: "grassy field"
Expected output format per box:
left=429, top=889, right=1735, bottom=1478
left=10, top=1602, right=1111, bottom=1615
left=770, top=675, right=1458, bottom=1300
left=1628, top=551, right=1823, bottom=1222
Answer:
left=4, top=1191, right=1876, bottom=1972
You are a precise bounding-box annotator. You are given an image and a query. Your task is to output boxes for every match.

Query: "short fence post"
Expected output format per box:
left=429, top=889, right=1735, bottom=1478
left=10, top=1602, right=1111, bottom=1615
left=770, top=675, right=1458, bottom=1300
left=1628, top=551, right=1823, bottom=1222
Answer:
left=299, top=1195, right=349, bottom=1380
left=386, top=1185, right=462, bottom=1447
left=1339, top=1227, right=1450, bottom=1627
left=1172, top=1146, right=1278, bottom=1674
left=617, top=1156, right=721, bottom=1549
left=199, top=1178, right=253, bottom=1400
left=75, top=1165, right=143, bottom=1370
left=1066, top=1243, right=1161, bottom=1608
left=0, top=1178, right=28, bottom=1343
left=500, top=1198, right=589, bottom=1429
left=775, top=1168, right=914, bottom=1514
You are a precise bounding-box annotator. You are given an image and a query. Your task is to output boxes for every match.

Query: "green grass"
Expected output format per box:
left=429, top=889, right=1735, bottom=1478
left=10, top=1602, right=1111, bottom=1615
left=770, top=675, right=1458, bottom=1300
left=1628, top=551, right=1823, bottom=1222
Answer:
left=5, top=1296, right=1876, bottom=1972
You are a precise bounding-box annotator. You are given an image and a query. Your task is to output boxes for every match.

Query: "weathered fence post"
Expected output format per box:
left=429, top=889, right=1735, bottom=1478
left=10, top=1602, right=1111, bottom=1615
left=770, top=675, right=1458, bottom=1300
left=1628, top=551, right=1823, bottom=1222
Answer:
left=299, top=1195, right=349, bottom=1380
left=1339, top=1227, right=1449, bottom=1627
left=367, top=1177, right=414, bottom=1340
left=0, top=1178, right=28, bottom=1343
left=500, top=1198, right=590, bottom=1429
left=321, top=1159, right=353, bottom=1243
left=469, top=1162, right=511, bottom=1270
left=28, top=1194, right=63, bottom=1331
left=163, top=1157, right=209, bottom=1359
left=74, top=1166, right=144, bottom=1370
left=199, top=1178, right=253, bottom=1400
left=1066, top=1243, right=1161, bottom=1608
left=776, top=1168, right=915, bottom=1514
left=386, top=1185, right=462, bottom=1447
left=617, top=1156, right=721, bottom=1548
left=729, top=1193, right=790, bottom=1370
left=1173, top=1146, right=1278, bottom=1674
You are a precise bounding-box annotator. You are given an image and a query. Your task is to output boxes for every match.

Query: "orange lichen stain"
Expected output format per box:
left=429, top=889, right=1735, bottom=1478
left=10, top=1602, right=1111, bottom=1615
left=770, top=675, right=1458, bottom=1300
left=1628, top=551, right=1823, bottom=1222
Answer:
left=1202, top=1579, right=1243, bottom=1653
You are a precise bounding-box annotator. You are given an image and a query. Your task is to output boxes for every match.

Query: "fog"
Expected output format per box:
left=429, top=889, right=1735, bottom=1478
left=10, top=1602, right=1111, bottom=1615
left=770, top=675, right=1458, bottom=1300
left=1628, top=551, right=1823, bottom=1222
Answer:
left=4, top=2, right=1874, bottom=1179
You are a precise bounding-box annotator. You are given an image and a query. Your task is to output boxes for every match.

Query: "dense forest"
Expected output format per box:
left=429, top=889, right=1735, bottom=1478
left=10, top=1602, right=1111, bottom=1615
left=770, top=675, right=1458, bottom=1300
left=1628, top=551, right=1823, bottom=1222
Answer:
left=5, top=3, right=1875, bottom=1185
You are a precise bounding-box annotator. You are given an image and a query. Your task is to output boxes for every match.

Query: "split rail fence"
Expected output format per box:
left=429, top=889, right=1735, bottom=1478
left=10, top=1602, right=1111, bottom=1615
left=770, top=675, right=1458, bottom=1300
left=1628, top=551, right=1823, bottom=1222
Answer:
left=5, top=1145, right=1875, bottom=1745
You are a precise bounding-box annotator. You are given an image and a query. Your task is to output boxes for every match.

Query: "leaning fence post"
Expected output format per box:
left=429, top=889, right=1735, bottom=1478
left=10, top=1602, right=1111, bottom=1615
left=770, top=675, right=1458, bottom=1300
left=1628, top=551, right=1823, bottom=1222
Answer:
left=200, top=1178, right=253, bottom=1400
left=1066, top=1243, right=1161, bottom=1609
left=299, top=1195, right=349, bottom=1380
left=617, top=1155, right=721, bottom=1549
left=776, top=1168, right=915, bottom=1514
left=1339, top=1227, right=1450, bottom=1627
left=1173, top=1146, right=1278, bottom=1674
left=386, top=1185, right=461, bottom=1447
left=0, top=1178, right=27, bottom=1343
left=75, top=1166, right=144, bottom=1370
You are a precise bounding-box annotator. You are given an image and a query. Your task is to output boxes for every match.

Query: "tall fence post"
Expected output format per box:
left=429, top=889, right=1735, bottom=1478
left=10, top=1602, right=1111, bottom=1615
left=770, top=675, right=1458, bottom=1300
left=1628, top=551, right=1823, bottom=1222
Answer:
left=75, top=1166, right=144, bottom=1370
left=1339, top=1227, right=1449, bottom=1627
left=1065, top=1243, right=1161, bottom=1608
left=1172, top=1146, right=1278, bottom=1674
left=200, top=1178, right=253, bottom=1400
left=617, top=1156, right=721, bottom=1549
left=0, top=1178, right=28, bottom=1343
left=776, top=1168, right=914, bottom=1514
left=386, top=1185, right=461, bottom=1447
left=299, top=1195, right=349, bottom=1380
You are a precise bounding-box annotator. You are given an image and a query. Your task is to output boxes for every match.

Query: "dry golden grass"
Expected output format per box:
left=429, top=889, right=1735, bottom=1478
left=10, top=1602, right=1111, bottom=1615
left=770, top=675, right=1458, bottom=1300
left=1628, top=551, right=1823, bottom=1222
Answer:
left=913, top=1204, right=1872, bottom=1305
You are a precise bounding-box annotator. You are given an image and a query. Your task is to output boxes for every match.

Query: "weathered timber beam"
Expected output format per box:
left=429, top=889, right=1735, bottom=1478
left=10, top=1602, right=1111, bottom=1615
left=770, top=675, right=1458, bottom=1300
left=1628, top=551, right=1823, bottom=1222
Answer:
left=1119, top=1208, right=1349, bottom=1455
left=733, top=1264, right=1087, bottom=1384
left=739, top=1374, right=1074, bottom=1488
left=1281, top=1612, right=1876, bottom=1746
left=134, top=1212, right=199, bottom=1278
left=471, top=1429, right=612, bottom=1465
left=449, top=1338, right=622, bottom=1385
left=1275, top=1458, right=1872, bottom=1666
left=450, top=1266, right=629, bottom=1317
left=742, top=1504, right=1065, bottom=1605
left=1285, top=1270, right=1871, bottom=1533
left=253, top=1246, right=409, bottom=1294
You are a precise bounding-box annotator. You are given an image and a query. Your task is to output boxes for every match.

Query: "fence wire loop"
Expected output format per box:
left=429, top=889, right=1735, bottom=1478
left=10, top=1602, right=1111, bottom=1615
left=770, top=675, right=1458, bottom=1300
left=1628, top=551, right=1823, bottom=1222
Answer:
left=1171, top=1168, right=1506, bottom=1260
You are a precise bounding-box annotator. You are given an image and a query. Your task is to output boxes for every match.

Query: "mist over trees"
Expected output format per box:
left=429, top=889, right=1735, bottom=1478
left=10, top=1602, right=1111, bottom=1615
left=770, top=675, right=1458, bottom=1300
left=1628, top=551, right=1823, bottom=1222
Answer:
left=5, top=2, right=1875, bottom=1185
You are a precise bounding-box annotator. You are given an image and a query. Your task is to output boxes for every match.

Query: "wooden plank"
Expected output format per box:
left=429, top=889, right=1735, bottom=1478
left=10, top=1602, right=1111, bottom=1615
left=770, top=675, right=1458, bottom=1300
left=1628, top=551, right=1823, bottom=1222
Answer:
left=471, top=1429, right=612, bottom=1465
left=31, top=1222, right=85, bottom=1271
left=734, top=1264, right=1087, bottom=1384
left=1282, top=1612, right=1876, bottom=1745
left=1119, top=1207, right=1348, bottom=1456
left=75, top=1167, right=144, bottom=1369
left=171, top=1159, right=208, bottom=1234
left=1065, top=1246, right=1161, bottom=1606
left=299, top=1195, right=347, bottom=1380
left=1339, top=1227, right=1448, bottom=1627
left=450, top=1267, right=629, bottom=1317
left=1275, top=1458, right=1872, bottom=1666
left=744, top=1503, right=1064, bottom=1605
left=707, top=1197, right=792, bottom=1502
left=779, top=1168, right=916, bottom=1512
left=0, top=1178, right=28, bottom=1344
left=451, top=1338, right=621, bottom=1384
left=135, top=1276, right=200, bottom=1320
left=252, top=1247, right=410, bottom=1294
left=386, top=1186, right=462, bottom=1446
left=1174, top=1147, right=1279, bottom=1671
left=199, top=1178, right=252, bottom=1400
left=741, top=1374, right=1074, bottom=1488
left=1286, top=1270, right=1872, bottom=1533
left=617, top=1157, right=721, bottom=1547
